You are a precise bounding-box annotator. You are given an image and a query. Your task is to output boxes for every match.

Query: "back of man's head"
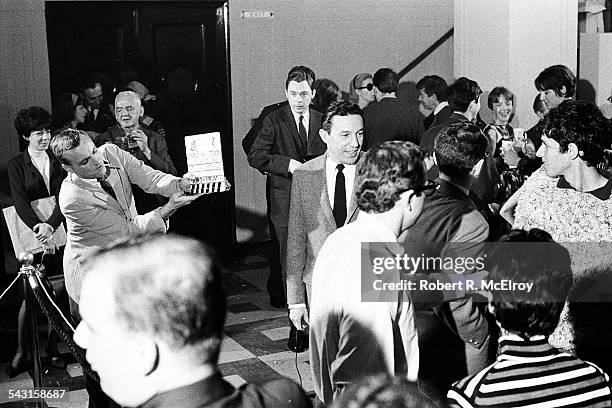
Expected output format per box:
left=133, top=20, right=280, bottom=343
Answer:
left=487, top=229, right=572, bottom=338
left=356, top=141, right=425, bottom=213
left=447, top=77, right=481, bottom=113
left=84, top=234, right=226, bottom=365
left=416, top=75, right=448, bottom=102
left=373, top=68, right=399, bottom=94
left=434, top=122, right=487, bottom=179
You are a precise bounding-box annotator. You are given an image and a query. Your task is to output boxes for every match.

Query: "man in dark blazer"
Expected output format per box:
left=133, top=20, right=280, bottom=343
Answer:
left=286, top=101, right=364, bottom=337
left=362, top=68, right=423, bottom=150
left=420, top=77, right=498, bottom=212
left=416, top=75, right=451, bottom=130
left=400, top=121, right=493, bottom=394
left=248, top=67, right=326, bottom=307
left=78, top=77, right=116, bottom=136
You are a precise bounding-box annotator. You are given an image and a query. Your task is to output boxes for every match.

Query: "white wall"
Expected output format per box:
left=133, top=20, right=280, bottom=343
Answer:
left=454, top=0, right=578, bottom=130
left=0, top=0, right=51, bottom=193
left=230, top=0, right=454, bottom=242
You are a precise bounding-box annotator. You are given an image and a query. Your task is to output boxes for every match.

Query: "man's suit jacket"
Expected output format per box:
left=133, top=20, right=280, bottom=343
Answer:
left=363, top=97, right=424, bottom=150
left=59, top=144, right=180, bottom=302
left=430, top=104, right=452, bottom=129
left=286, top=153, right=362, bottom=305
left=8, top=151, right=66, bottom=230
left=247, top=105, right=326, bottom=228
left=78, top=104, right=116, bottom=134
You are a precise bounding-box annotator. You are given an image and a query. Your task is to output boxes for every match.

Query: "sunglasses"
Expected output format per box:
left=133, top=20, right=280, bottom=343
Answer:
left=357, top=83, right=374, bottom=91
left=607, top=96, right=612, bottom=103
left=410, top=180, right=440, bottom=198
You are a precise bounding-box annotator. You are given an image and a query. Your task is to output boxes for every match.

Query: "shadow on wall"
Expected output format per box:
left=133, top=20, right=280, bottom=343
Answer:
left=576, top=78, right=596, bottom=103
left=235, top=205, right=270, bottom=244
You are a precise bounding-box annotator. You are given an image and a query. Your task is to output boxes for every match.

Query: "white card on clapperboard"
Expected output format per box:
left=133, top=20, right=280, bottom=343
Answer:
left=184, top=132, right=226, bottom=183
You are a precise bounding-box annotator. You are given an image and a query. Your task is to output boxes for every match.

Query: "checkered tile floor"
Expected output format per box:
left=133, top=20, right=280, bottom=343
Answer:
left=0, top=243, right=311, bottom=407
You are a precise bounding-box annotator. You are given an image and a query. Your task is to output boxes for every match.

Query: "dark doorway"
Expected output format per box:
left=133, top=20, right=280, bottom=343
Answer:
left=45, top=1, right=235, bottom=258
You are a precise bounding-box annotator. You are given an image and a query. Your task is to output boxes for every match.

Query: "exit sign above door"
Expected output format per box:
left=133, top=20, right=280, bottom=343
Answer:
left=241, top=11, right=274, bottom=19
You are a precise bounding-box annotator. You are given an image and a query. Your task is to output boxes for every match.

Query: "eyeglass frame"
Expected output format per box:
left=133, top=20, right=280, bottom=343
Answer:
left=607, top=95, right=612, bottom=103
left=356, top=83, right=374, bottom=91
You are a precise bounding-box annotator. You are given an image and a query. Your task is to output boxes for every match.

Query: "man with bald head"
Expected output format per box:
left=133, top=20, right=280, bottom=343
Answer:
left=97, top=90, right=177, bottom=212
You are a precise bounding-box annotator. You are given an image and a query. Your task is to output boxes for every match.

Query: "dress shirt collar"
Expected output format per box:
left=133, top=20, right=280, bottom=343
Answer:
left=433, top=101, right=448, bottom=116
left=291, top=109, right=310, bottom=134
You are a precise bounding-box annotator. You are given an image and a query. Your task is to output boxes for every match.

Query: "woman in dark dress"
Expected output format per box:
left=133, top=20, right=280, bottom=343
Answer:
left=7, top=106, right=67, bottom=376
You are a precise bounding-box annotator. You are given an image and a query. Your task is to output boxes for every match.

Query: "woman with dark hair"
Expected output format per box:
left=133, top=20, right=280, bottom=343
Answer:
left=312, top=78, right=341, bottom=113
left=52, top=92, right=88, bottom=134
left=349, top=73, right=375, bottom=109
left=7, top=106, right=66, bottom=376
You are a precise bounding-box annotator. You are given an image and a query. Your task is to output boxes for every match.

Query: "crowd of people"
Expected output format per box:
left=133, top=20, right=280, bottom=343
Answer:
left=3, top=62, right=612, bottom=408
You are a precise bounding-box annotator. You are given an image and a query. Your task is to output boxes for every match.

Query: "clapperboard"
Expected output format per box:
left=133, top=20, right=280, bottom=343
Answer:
left=184, top=132, right=231, bottom=195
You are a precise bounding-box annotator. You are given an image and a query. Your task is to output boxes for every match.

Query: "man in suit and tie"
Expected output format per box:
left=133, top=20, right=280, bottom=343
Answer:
left=362, top=68, right=424, bottom=150
left=79, top=75, right=116, bottom=137
left=248, top=67, right=326, bottom=308
left=400, top=121, right=493, bottom=393
left=416, top=75, right=451, bottom=130
left=286, top=101, right=364, bottom=336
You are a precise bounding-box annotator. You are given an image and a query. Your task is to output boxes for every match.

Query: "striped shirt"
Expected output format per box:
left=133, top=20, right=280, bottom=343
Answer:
left=447, top=335, right=612, bottom=408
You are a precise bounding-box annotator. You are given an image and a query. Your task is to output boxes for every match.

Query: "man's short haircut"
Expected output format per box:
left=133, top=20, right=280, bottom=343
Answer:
left=52, top=93, right=85, bottom=130
left=487, top=86, right=515, bottom=110
left=373, top=68, right=399, bottom=94
left=534, top=64, right=576, bottom=98
left=321, top=101, right=362, bottom=132
left=435, top=121, right=488, bottom=178
left=285, top=66, right=315, bottom=89
left=357, top=141, right=425, bottom=213
left=84, top=234, right=226, bottom=366
left=339, top=374, right=448, bottom=408
left=533, top=94, right=547, bottom=114
left=447, top=77, right=482, bottom=113
left=14, top=106, right=52, bottom=139
left=78, top=73, right=103, bottom=93
left=543, top=100, right=612, bottom=169
left=416, top=75, right=448, bottom=102
left=50, top=128, right=84, bottom=165
left=487, top=228, right=572, bottom=337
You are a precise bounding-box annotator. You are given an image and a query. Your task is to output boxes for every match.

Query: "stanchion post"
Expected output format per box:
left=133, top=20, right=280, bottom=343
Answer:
left=18, top=251, right=46, bottom=408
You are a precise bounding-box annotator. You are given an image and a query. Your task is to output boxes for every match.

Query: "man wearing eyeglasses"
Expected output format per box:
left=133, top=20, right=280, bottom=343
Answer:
left=97, top=90, right=177, bottom=213
left=400, top=122, right=493, bottom=395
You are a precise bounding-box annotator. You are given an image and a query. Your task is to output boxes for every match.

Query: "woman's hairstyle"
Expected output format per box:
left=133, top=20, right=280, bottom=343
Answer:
left=52, top=93, right=85, bottom=130
left=349, top=73, right=373, bottom=104
left=312, top=78, right=341, bottom=112
left=14, top=106, right=52, bottom=139
left=534, top=64, right=576, bottom=98
left=488, top=228, right=573, bottom=337
left=543, top=100, right=612, bottom=170
left=533, top=94, right=547, bottom=115
left=487, top=86, right=514, bottom=110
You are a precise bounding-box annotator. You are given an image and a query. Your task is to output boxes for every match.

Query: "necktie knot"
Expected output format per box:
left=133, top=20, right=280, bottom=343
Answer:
left=299, top=115, right=304, bottom=122
left=336, top=163, right=345, bottom=172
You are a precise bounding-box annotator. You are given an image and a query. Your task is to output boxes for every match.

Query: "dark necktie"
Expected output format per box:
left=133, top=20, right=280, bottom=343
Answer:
left=298, top=115, right=307, bottom=153
left=98, top=178, right=117, bottom=202
left=333, top=164, right=346, bottom=228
